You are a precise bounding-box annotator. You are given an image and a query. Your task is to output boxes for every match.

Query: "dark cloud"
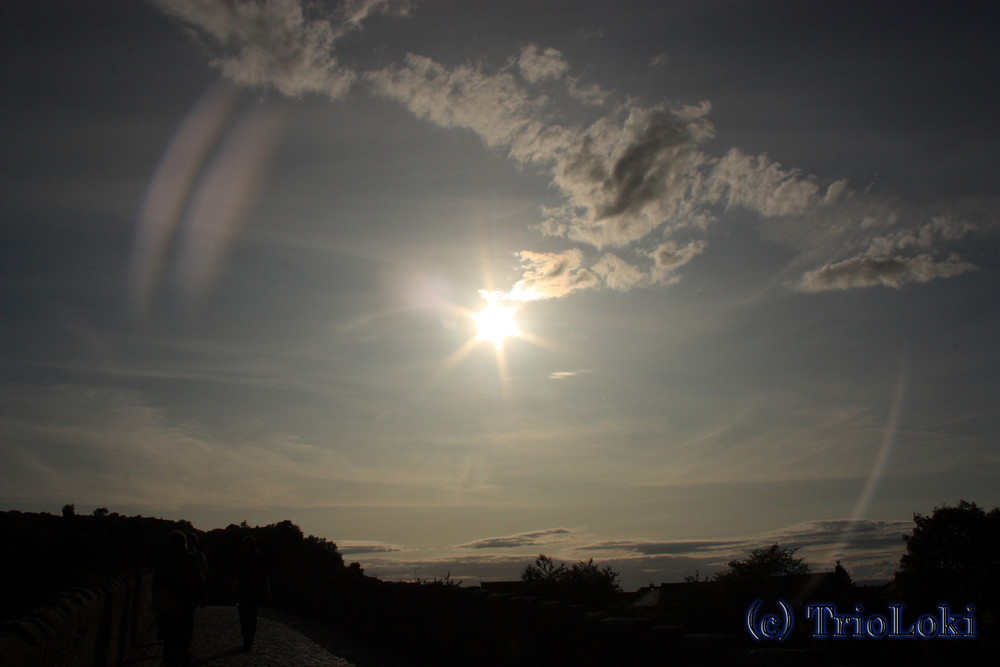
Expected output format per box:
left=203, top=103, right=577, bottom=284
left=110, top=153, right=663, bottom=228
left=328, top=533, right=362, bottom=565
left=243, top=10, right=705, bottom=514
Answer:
left=459, top=528, right=571, bottom=550
left=339, top=543, right=403, bottom=555
left=597, top=113, right=693, bottom=220
left=584, top=539, right=726, bottom=555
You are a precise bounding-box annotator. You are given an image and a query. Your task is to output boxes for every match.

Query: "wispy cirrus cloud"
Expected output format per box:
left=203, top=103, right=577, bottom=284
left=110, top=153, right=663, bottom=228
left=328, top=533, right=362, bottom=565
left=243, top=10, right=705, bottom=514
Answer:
left=0, top=381, right=501, bottom=512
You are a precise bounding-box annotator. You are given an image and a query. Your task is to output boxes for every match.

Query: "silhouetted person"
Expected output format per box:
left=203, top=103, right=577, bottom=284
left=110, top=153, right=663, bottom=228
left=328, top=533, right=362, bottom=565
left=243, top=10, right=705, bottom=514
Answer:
left=153, top=531, right=204, bottom=667
left=234, top=535, right=269, bottom=651
left=187, top=533, right=209, bottom=607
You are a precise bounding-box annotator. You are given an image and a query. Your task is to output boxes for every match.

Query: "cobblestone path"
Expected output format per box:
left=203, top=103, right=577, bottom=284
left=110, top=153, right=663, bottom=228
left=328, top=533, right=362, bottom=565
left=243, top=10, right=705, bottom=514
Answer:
left=124, top=606, right=400, bottom=667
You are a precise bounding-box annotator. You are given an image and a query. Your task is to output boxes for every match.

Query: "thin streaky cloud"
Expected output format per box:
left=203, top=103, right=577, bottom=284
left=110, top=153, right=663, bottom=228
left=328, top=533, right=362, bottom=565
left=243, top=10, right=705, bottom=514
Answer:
left=458, top=528, right=572, bottom=550
left=338, top=542, right=404, bottom=555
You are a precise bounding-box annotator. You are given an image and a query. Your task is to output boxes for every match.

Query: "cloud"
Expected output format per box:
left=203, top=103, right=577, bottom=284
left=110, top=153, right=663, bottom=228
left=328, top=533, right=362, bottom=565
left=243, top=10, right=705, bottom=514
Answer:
left=517, top=44, right=570, bottom=83
left=799, top=253, right=978, bottom=292
left=151, top=0, right=407, bottom=98
left=338, top=542, right=403, bottom=555
left=649, top=239, right=706, bottom=284
left=155, top=5, right=984, bottom=297
left=351, top=518, right=910, bottom=587
left=578, top=519, right=910, bottom=582
left=549, top=369, right=593, bottom=380
left=338, top=0, right=413, bottom=27
left=758, top=519, right=910, bottom=552
left=366, top=53, right=572, bottom=164
left=584, top=539, right=728, bottom=556
left=357, top=552, right=539, bottom=584
left=368, top=50, right=984, bottom=295
left=796, top=215, right=978, bottom=292
left=0, top=381, right=492, bottom=512
left=542, top=104, right=715, bottom=249
left=566, top=78, right=609, bottom=106
left=0, top=383, right=260, bottom=508
left=459, top=528, right=572, bottom=550
left=591, top=253, right=646, bottom=291
left=500, top=249, right=599, bottom=301
left=706, top=148, right=825, bottom=217
left=368, top=54, right=714, bottom=251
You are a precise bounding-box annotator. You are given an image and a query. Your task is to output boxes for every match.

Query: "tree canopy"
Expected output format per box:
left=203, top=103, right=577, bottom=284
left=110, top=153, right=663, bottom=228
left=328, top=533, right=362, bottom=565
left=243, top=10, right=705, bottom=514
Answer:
left=521, top=554, right=621, bottom=608
left=713, top=543, right=810, bottom=583
left=897, top=499, right=1000, bottom=603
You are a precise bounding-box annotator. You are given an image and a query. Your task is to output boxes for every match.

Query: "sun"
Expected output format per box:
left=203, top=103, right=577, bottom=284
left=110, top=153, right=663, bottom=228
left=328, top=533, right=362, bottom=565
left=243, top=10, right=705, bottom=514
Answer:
left=472, top=299, right=520, bottom=349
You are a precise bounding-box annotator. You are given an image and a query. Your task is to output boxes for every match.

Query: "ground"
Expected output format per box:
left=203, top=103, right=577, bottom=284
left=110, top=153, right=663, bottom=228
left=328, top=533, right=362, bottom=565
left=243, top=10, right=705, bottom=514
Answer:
left=124, top=606, right=399, bottom=667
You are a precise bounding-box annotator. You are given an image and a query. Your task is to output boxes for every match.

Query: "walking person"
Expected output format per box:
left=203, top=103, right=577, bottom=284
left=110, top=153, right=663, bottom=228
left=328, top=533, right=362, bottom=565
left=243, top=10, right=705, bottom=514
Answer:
left=153, top=531, right=204, bottom=666
left=234, top=535, right=269, bottom=651
left=187, top=532, right=209, bottom=607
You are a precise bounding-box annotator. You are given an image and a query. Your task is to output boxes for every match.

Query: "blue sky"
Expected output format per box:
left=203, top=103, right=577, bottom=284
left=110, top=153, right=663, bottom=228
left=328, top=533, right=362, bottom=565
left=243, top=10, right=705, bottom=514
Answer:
left=2, top=0, right=998, bottom=588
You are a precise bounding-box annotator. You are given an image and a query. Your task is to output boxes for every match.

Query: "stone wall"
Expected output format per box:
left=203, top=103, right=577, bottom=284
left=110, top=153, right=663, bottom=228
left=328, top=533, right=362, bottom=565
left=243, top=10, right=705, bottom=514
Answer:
left=0, top=570, right=154, bottom=667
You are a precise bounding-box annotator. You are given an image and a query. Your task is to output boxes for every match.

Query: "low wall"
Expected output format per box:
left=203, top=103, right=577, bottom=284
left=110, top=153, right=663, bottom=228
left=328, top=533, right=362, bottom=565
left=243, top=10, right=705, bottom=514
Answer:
left=0, top=570, right=154, bottom=667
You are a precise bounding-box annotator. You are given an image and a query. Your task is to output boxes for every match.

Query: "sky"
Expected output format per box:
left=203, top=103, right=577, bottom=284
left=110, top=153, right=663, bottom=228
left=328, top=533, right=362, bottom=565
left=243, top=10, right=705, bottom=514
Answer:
left=2, top=0, right=998, bottom=589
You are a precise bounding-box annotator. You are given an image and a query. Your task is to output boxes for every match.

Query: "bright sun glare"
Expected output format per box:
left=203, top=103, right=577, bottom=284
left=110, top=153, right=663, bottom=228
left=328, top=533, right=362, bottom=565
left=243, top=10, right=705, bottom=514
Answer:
left=473, top=299, right=520, bottom=349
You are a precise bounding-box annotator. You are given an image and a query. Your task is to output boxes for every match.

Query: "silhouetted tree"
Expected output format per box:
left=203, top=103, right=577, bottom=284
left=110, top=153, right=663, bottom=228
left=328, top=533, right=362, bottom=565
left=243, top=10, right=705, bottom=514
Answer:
left=832, top=560, right=852, bottom=586
left=521, top=554, right=621, bottom=608
left=896, top=500, right=1000, bottom=604
left=713, top=543, right=809, bottom=583
left=565, top=558, right=621, bottom=607
left=521, top=554, right=565, bottom=584
left=199, top=519, right=348, bottom=612
left=93, top=507, right=109, bottom=518
left=2, top=508, right=201, bottom=620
